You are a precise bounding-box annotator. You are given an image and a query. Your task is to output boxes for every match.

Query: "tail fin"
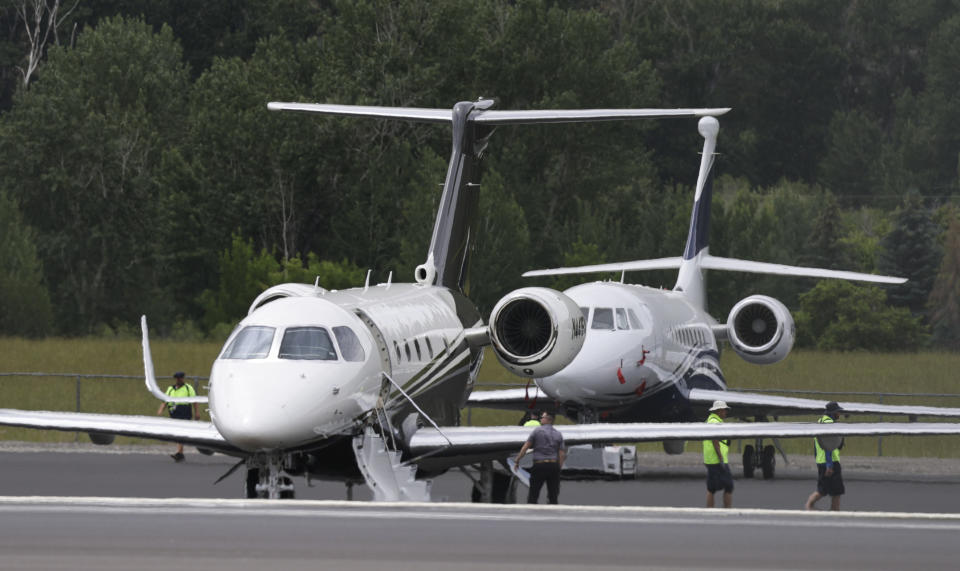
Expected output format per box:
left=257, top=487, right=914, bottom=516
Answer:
left=674, top=116, right=720, bottom=309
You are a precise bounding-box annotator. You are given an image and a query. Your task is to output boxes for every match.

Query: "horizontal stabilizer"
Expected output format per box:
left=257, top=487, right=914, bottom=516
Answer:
left=268, top=102, right=731, bottom=125
left=523, top=254, right=905, bottom=284
left=523, top=257, right=683, bottom=278
left=699, top=256, right=906, bottom=284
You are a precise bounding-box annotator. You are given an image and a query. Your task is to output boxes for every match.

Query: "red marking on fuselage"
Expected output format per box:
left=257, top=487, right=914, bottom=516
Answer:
left=637, top=346, right=651, bottom=366
left=635, top=380, right=647, bottom=396
left=617, top=366, right=626, bottom=384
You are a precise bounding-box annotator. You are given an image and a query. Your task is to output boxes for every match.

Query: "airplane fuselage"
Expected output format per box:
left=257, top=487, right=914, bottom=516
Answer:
left=208, top=283, right=482, bottom=452
left=537, top=281, right=726, bottom=422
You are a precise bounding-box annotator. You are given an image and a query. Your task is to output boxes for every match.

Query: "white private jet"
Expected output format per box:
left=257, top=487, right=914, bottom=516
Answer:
left=3, top=100, right=960, bottom=500
left=466, top=114, right=960, bottom=480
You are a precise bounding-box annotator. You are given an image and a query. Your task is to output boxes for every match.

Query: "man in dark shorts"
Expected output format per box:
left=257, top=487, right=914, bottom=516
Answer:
left=702, top=400, right=733, bottom=508
left=156, top=371, right=199, bottom=462
left=806, top=401, right=845, bottom=510
left=514, top=411, right=566, bottom=504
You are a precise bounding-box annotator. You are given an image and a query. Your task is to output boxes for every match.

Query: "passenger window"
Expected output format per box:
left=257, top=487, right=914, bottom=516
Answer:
left=222, top=326, right=275, bottom=359
left=279, top=327, right=338, bottom=360
left=333, top=326, right=365, bottom=362
left=615, top=308, right=629, bottom=330
left=591, top=308, right=614, bottom=330
left=394, top=341, right=401, bottom=362
left=425, top=337, right=434, bottom=358
left=405, top=341, right=411, bottom=361
left=627, top=309, right=642, bottom=330
left=414, top=338, right=422, bottom=361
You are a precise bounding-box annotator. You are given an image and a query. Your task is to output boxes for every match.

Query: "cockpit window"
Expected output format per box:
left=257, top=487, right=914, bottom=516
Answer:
left=615, top=308, right=630, bottom=330
left=222, top=326, right=275, bottom=359
left=333, top=326, right=365, bottom=362
left=627, top=308, right=642, bottom=329
left=579, top=307, right=590, bottom=321
left=279, top=327, right=338, bottom=360
left=591, top=307, right=614, bottom=330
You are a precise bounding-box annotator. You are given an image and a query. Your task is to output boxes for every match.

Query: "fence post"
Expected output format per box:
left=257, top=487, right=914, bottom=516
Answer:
left=877, top=394, right=884, bottom=457
left=75, top=375, right=81, bottom=442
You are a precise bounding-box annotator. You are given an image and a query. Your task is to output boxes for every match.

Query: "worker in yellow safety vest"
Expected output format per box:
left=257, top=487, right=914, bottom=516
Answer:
left=805, top=401, right=845, bottom=510
left=156, top=371, right=199, bottom=462
left=702, top=400, right=733, bottom=508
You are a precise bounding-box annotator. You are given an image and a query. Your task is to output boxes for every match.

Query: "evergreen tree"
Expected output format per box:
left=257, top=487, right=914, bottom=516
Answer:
left=928, top=215, right=960, bottom=349
left=0, top=191, right=53, bottom=336
left=878, top=190, right=943, bottom=319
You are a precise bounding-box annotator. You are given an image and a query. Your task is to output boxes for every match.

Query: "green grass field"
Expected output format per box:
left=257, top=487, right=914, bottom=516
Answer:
left=1, top=338, right=959, bottom=458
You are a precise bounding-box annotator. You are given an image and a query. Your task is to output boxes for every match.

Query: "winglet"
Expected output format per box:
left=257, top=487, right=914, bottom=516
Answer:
left=141, top=315, right=209, bottom=404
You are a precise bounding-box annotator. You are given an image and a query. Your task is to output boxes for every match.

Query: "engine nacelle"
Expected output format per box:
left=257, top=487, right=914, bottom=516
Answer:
left=726, top=295, right=795, bottom=365
left=488, top=287, right=586, bottom=378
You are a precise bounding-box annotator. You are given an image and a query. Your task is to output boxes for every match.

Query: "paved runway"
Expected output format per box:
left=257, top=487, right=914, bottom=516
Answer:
left=3, top=445, right=960, bottom=512
left=1, top=446, right=960, bottom=569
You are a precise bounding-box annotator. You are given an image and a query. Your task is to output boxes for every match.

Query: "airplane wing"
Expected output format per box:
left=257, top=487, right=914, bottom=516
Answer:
left=689, top=388, right=960, bottom=419
left=0, top=409, right=241, bottom=454
left=464, top=387, right=551, bottom=411
left=409, top=420, right=960, bottom=461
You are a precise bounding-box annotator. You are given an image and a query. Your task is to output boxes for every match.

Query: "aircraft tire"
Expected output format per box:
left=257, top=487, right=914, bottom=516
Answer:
left=742, top=445, right=755, bottom=478
left=245, top=468, right=259, bottom=499
left=761, top=445, right=776, bottom=479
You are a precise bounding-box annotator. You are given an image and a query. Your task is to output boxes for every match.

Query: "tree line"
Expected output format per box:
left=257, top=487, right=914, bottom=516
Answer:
left=0, top=0, right=959, bottom=351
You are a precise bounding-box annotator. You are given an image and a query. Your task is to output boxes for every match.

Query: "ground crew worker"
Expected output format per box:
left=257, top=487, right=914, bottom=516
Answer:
left=156, top=371, right=199, bottom=462
left=521, top=410, right=541, bottom=427
left=515, top=411, right=565, bottom=504
left=703, top=400, right=733, bottom=508
left=805, top=401, right=845, bottom=510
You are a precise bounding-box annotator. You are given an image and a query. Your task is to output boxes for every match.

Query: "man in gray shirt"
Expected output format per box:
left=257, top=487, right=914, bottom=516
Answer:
left=515, top=411, right=566, bottom=504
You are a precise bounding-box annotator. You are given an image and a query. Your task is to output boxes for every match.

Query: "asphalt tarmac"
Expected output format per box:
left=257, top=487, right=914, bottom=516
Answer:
left=3, top=444, right=960, bottom=512
left=1, top=445, right=959, bottom=570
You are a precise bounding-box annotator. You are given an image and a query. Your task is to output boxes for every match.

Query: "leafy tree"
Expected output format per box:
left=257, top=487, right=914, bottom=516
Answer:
left=0, top=190, right=53, bottom=336
left=274, top=255, right=366, bottom=292
left=928, top=215, right=960, bottom=349
left=878, top=190, right=942, bottom=318
left=0, top=16, right=190, bottom=334
left=818, top=110, right=887, bottom=205
left=199, top=234, right=278, bottom=333
left=795, top=280, right=926, bottom=351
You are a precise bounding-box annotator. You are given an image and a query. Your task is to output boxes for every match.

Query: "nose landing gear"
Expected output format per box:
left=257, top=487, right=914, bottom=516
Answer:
left=245, top=452, right=296, bottom=499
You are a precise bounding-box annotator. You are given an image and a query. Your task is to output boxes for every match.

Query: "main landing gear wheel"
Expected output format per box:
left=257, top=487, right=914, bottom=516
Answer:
left=742, top=445, right=756, bottom=478
left=761, top=444, right=776, bottom=479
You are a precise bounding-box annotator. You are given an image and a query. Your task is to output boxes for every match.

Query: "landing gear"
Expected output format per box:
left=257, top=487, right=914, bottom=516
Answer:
left=245, top=453, right=296, bottom=499
left=742, top=441, right=776, bottom=479
left=466, top=461, right=517, bottom=503
left=761, top=444, right=776, bottom=479
left=742, top=445, right=755, bottom=478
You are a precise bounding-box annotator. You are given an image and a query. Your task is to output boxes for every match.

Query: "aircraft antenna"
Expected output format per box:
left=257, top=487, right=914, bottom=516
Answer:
left=364, top=269, right=372, bottom=292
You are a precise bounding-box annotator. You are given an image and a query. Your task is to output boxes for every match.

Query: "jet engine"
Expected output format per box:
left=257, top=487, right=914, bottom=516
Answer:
left=488, top=287, right=586, bottom=378
left=725, top=295, right=795, bottom=365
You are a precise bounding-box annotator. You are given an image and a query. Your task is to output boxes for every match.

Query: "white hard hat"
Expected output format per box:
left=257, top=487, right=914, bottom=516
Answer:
left=709, top=400, right=730, bottom=412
